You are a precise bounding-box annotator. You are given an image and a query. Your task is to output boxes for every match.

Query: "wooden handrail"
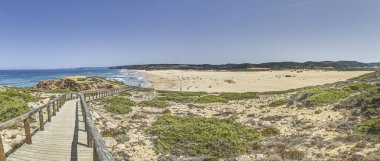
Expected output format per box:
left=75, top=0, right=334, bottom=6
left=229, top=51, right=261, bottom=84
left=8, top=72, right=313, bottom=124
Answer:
left=0, top=87, right=129, bottom=161
left=0, top=92, right=77, bottom=161
left=79, top=87, right=129, bottom=161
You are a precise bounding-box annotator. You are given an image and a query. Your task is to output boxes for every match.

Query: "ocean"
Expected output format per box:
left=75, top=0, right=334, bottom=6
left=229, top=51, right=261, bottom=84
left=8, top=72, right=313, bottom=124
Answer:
left=0, top=68, right=144, bottom=87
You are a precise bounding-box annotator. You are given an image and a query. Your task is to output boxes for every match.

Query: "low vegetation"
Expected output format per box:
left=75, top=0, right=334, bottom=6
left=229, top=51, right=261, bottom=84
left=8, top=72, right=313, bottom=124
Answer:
left=157, top=91, right=206, bottom=103
left=302, top=88, right=351, bottom=106
left=356, top=116, right=380, bottom=135
left=261, top=127, right=281, bottom=136
left=196, top=95, right=228, bottom=103
left=0, top=89, right=37, bottom=123
left=269, top=99, right=287, bottom=107
left=147, top=115, right=260, bottom=158
left=219, top=92, right=258, bottom=100
left=138, top=99, right=169, bottom=108
left=98, top=96, right=135, bottom=114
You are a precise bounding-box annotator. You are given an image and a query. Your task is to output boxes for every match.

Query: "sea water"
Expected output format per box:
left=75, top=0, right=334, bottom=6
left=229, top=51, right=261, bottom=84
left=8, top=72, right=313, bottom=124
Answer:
left=0, top=68, right=143, bottom=87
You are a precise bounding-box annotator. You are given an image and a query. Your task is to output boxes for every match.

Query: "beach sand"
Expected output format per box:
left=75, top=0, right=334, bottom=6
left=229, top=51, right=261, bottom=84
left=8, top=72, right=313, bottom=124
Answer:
left=138, top=70, right=371, bottom=92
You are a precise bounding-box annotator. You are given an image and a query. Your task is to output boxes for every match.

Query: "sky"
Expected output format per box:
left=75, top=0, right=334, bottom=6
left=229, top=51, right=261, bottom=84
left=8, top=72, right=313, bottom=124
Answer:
left=0, top=0, right=380, bottom=69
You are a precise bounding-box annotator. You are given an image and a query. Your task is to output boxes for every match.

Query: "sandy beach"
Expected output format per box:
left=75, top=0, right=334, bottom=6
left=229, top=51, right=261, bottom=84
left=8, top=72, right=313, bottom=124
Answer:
left=139, top=70, right=371, bottom=92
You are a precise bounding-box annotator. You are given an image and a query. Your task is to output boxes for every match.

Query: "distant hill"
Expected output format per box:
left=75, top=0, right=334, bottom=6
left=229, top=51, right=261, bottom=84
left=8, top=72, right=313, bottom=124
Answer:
left=110, top=61, right=379, bottom=70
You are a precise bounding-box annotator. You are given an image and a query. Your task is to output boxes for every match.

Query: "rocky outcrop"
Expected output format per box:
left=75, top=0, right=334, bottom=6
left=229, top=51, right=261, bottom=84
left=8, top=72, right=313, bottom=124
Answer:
left=36, top=76, right=124, bottom=91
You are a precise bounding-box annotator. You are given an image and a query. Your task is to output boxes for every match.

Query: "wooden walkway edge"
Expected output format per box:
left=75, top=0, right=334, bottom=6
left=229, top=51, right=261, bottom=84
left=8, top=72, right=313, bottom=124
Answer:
left=6, top=99, right=93, bottom=161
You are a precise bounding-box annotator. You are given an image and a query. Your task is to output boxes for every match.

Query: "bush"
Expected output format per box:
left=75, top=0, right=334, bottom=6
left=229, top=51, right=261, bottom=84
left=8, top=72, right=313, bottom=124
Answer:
left=0, top=95, right=31, bottom=123
left=0, top=90, right=37, bottom=102
left=119, top=92, right=132, bottom=96
left=158, top=91, right=207, bottom=97
left=269, top=99, right=287, bottom=107
left=356, top=117, right=380, bottom=135
left=196, top=95, right=228, bottom=104
left=106, top=103, right=132, bottom=114
left=158, top=91, right=208, bottom=103
left=99, top=97, right=136, bottom=106
left=348, top=82, right=371, bottom=91
left=147, top=115, right=260, bottom=158
left=98, top=97, right=135, bottom=114
left=219, top=92, right=258, bottom=100
left=163, top=109, right=172, bottom=115
left=139, top=99, right=169, bottom=108
left=261, top=127, right=281, bottom=136
left=304, top=88, right=351, bottom=106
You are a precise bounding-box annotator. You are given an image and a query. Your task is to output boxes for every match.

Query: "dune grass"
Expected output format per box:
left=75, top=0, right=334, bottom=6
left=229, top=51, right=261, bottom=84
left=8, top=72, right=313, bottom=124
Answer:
left=147, top=115, right=260, bottom=158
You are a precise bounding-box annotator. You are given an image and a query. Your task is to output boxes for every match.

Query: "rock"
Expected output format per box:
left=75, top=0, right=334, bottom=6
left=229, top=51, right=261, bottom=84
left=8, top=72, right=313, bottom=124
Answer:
left=256, top=154, right=265, bottom=159
left=314, top=110, right=322, bottom=114
left=352, top=152, right=365, bottom=160
left=354, top=141, right=366, bottom=148
left=105, top=121, right=117, bottom=130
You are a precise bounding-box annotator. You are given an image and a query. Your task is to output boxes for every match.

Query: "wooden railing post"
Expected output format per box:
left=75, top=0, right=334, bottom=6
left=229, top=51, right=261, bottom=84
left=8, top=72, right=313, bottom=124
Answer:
left=57, top=100, right=60, bottom=112
left=87, top=124, right=93, bottom=147
left=39, top=110, right=44, bottom=131
left=47, top=105, right=52, bottom=122
left=0, top=135, right=6, bottom=161
left=93, top=145, right=98, bottom=161
left=53, top=101, right=56, bottom=116
left=24, top=118, right=32, bottom=144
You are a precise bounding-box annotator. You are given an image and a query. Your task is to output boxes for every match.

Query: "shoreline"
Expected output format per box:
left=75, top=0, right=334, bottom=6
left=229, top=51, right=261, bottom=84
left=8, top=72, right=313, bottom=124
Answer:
left=136, top=70, right=176, bottom=90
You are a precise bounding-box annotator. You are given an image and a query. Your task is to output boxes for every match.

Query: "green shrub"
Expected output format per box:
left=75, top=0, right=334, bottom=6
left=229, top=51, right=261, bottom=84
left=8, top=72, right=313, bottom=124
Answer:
left=0, top=95, right=31, bottom=123
left=139, top=99, right=169, bottom=108
left=304, top=88, right=351, bottom=106
left=348, top=82, right=371, bottom=91
left=106, top=103, right=132, bottom=114
left=5, top=86, right=43, bottom=93
left=157, top=91, right=208, bottom=103
left=261, top=127, right=281, bottom=136
left=158, top=91, right=207, bottom=97
left=0, top=90, right=37, bottom=102
left=163, top=109, right=172, bottom=115
left=196, top=95, right=228, bottom=104
left=119, top=92, right=132, bottom=96
left=99, top=97, right=136, bottom=106
left=219, top=92, right=258, bottom=100
left=98, top=97, right=135, bottom=114
left=147, top=115, right=260, bottom=158
left=269, top=99, right=287, bottom=107
left=356, top=117, right=380, bottom=135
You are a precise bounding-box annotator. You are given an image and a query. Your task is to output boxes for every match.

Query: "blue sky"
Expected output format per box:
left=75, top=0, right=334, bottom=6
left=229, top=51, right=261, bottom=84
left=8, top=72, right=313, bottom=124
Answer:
left=0, top=0, right=380, bottom=69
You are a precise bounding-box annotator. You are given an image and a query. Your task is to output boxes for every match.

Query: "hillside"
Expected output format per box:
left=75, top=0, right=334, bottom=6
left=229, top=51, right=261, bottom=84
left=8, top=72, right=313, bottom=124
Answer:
left=111, top=61, right=379, bottom=70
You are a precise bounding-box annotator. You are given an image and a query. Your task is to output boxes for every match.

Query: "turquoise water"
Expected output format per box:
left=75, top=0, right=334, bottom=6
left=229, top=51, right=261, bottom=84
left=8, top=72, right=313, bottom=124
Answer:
left=0, top=68, right=143, bottom=87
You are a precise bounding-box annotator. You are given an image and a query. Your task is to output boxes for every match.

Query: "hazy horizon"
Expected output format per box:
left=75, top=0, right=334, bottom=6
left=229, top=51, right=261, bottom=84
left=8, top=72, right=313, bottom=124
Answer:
left=1, top=0, right=380, bottom=69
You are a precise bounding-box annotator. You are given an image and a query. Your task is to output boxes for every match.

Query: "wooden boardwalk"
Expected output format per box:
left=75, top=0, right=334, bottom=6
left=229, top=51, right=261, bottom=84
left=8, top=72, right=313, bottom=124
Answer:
left=7, top=99, right=93, bottom=161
